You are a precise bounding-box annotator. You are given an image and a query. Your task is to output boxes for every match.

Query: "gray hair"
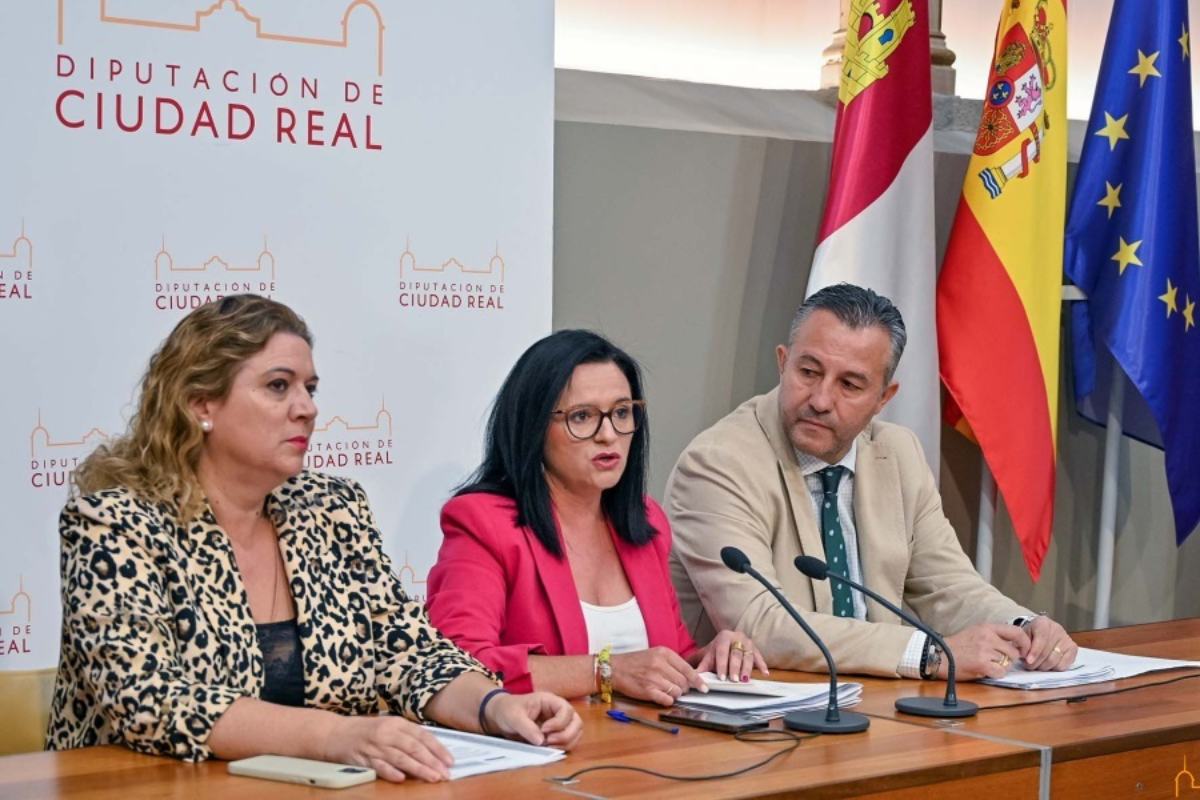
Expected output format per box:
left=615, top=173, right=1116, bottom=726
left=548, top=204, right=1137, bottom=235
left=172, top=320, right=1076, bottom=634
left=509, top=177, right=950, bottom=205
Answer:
left=788, top=283, right=907, bottom=384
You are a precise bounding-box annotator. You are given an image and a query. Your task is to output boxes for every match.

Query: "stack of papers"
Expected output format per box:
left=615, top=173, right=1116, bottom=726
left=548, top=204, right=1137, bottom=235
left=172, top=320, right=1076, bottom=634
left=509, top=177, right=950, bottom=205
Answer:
left=981, top=647, right=1200, bottom=690
left=676, top=673, right=863, bottom=721
left=981, top=662, right=1114, bottom=689
left=429, top=728, right=565, bottom=780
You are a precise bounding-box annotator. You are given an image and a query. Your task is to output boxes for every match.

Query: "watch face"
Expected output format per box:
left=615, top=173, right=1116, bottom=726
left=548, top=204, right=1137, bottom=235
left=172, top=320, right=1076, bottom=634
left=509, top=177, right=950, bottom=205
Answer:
left=599, top=662, right=613, bottom=679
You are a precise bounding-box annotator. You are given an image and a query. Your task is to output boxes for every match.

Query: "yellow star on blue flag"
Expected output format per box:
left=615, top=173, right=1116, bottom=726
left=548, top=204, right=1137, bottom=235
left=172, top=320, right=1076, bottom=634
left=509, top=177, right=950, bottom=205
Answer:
left=1128, top=49, right=1161, bottom=87
left=1094, top=112, right=1131, bottom=149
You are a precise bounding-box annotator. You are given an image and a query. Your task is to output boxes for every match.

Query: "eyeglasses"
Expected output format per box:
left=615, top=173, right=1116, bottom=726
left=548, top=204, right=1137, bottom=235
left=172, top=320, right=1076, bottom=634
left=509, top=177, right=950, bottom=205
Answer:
left=552, top=400, right=646, bottom=440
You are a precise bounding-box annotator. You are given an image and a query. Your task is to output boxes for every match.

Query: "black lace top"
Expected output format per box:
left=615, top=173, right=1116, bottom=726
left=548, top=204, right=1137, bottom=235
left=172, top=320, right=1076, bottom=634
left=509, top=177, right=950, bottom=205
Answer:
left=256, top=618, right=305, bottom=707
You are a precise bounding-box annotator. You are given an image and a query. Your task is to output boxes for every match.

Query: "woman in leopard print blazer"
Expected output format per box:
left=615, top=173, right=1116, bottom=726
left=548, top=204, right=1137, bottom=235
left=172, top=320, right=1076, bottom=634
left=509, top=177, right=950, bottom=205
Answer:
left=46, top=295, right=581, bottom=782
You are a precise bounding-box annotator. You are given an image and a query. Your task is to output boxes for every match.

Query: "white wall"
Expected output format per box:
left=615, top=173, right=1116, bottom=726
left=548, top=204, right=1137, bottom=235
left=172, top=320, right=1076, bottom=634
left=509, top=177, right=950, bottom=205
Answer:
left=0, top=0, right=555, bottom=670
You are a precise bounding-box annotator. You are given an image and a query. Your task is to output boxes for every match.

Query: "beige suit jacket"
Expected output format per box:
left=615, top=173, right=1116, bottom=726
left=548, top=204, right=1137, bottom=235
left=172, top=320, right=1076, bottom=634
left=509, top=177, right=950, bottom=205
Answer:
left=666, top=387, right=1030, bottom=677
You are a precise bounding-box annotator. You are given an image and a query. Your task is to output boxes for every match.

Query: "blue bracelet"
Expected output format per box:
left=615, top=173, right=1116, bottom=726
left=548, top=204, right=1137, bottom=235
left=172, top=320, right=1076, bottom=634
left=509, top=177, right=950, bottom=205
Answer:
left=478, top=687, right=509, bottom=735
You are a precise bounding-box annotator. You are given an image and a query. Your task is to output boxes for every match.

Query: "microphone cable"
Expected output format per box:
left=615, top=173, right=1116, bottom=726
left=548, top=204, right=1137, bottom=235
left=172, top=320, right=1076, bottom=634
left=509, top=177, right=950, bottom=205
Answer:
left=544, top=729, right=816, bottom=787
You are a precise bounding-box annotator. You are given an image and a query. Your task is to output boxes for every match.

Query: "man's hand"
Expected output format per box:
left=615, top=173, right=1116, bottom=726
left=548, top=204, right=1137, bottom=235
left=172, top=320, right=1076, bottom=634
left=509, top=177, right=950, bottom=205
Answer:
left=939, top=623, right=1030, bottom=681
left=1021, top=616, right=1078, bottom=671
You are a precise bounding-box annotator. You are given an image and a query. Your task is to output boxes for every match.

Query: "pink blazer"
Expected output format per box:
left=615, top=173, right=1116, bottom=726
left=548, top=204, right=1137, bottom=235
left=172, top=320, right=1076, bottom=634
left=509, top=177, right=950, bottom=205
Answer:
left=426, top=492, right=696, bottom=693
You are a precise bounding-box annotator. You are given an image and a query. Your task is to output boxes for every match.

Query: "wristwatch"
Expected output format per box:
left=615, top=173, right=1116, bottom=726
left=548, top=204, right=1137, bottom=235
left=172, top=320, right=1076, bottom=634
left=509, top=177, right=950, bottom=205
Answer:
left=920, top=639, right=943, bottom=680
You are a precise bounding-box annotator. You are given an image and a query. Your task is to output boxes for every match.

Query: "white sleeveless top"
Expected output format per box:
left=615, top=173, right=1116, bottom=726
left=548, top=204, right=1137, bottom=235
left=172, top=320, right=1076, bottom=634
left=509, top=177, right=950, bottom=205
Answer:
left=580, top=596, right=650, bottom=654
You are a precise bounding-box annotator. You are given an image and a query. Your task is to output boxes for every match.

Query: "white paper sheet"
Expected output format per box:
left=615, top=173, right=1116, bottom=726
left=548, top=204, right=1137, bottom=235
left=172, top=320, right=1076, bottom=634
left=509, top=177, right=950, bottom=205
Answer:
left=429, top=728, right=565, bottom=780
left=980, top=647, right=1200, bottom=690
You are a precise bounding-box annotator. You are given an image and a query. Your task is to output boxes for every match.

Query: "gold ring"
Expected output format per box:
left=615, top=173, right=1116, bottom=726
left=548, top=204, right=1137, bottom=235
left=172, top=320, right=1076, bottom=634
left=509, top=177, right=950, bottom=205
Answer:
left=731, top=641, right=746, bottom=652
left=1051, top=646, right=1063, bottom=656
left=995, top=654, right=1011, bottom=668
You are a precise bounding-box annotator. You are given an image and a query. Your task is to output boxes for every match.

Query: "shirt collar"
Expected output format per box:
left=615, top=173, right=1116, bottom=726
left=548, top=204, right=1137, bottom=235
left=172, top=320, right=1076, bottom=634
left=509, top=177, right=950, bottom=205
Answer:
left=795, top=439, right=857, bottom=478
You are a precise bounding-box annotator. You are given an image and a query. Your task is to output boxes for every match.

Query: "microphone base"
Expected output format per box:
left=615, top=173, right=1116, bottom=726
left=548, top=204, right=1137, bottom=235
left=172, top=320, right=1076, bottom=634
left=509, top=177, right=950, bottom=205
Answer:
left=895, top=696, right=979, bottom=718
left=783, top=709, right=870, bottom=734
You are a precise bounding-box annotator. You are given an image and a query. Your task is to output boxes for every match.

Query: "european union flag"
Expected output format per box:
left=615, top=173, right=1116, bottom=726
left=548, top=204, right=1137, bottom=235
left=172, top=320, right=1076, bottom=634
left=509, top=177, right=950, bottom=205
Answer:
left=1065, top=0, right=1200, bottom=545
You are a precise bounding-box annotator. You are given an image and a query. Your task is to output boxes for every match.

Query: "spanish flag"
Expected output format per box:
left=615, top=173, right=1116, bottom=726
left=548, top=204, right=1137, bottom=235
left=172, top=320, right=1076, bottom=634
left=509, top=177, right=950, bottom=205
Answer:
left=936, top=0, right=1067, bottom=580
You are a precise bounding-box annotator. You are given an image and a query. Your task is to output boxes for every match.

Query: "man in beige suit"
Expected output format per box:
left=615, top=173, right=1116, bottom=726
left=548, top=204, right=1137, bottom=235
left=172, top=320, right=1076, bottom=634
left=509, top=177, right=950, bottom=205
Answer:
left=667, top=284, right=1077, bottom=680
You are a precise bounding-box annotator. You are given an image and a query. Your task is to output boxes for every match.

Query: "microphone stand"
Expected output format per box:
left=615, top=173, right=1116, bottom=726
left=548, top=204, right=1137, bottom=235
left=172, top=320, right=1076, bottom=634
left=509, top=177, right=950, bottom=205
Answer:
left=795, top=556, right=978, bottom=719
left=734, top=560, right=869, bottom=734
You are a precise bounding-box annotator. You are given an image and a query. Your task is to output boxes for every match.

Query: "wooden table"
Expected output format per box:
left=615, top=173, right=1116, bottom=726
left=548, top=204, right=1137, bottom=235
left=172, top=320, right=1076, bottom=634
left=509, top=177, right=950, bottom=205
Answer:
left=850, top=617, right=1200, bottom=799
left=2, top=619, right=1196, bottom=799
left=0, top=707, right=1040, bottom=799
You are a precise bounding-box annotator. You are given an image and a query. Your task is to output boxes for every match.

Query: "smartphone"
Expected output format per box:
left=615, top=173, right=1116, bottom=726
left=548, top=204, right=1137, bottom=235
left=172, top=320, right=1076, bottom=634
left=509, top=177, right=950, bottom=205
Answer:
left=658, top=706, right=770, bottom=733
left=227, top=755, right=376, bottom=789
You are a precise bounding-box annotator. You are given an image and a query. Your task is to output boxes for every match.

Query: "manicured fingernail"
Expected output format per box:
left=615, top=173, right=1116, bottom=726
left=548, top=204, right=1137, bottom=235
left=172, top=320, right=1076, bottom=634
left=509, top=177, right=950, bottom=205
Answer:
left=742, top=675, right=750, bottom=683
left=718, top=674, right=726, bottom=681
left=700, top=684, right=709, bottom=693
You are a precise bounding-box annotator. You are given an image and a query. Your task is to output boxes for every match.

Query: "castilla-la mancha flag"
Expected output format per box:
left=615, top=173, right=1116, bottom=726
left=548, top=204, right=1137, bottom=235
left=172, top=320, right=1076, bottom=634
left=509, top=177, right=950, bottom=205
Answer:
left=937, top=0, right=1068, bottom=580
left=807, top=0, right=939, bottom=474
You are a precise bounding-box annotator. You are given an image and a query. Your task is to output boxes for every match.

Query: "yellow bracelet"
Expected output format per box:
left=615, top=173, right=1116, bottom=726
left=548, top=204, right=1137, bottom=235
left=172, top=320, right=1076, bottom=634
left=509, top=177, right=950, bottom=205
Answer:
left=595, top=644, right=613, bottom=704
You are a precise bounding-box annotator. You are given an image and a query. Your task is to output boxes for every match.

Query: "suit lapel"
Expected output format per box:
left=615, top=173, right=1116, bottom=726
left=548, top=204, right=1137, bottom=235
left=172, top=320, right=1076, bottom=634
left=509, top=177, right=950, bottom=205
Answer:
left=267, top=489, right=316, bottom=648
left=755, top=390, right=832, bottom=613
left=176, top=505, right=260, bottom=690
left=526, top=523, right=590, bottom=654
left=612, top=529, right=675, bottom=648
left=852, top=427, right=909, bottom=620
left=268, top=480, right=373, bottom=710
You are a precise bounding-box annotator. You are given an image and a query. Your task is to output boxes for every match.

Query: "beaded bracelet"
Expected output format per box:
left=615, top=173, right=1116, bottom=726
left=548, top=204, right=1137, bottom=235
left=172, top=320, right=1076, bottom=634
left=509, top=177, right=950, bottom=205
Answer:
left=595, top=645, right=614, bottom=704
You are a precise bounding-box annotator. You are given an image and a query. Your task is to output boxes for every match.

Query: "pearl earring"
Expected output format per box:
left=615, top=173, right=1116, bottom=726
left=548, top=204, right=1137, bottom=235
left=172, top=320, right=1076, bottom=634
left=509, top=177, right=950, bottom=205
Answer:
left=200, top=420, right=213, bottom=433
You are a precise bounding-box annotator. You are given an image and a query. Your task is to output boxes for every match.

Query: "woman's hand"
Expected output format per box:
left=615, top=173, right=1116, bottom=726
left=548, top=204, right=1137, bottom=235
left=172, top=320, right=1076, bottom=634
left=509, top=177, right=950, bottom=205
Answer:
left=484, top=691, right=583, bottom=750
left=610, top=646, right=708, bottom=706
left=694, top=630, right=768, bottom=682
left=322, top=714, right=454, bottom=783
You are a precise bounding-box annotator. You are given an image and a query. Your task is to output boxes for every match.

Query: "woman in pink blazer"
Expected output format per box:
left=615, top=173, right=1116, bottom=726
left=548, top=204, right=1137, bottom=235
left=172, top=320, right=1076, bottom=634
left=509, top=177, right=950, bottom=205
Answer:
left=427, top=331, right=765, bottom=705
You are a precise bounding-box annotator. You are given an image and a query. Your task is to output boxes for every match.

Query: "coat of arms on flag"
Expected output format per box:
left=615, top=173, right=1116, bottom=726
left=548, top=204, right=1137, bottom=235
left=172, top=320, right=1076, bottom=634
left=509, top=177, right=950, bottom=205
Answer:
left=839, top=0, right=917, bottom=105
left=975, top=0, right=1058, bottom=198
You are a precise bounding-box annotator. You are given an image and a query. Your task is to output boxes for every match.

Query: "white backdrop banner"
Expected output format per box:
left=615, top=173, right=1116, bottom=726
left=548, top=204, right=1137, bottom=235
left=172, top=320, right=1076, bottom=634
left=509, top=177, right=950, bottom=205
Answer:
left=0, top=0, right=554, bottom=669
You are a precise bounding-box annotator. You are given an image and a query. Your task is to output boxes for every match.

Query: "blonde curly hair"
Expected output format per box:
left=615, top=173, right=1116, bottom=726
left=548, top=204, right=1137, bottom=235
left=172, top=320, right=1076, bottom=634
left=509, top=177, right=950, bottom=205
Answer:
left=75, top=295, right=312, bottom=520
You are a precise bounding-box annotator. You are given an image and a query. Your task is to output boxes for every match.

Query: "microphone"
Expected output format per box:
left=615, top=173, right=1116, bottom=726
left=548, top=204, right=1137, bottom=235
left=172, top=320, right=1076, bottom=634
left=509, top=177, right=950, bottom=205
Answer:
left=719, top=546, right=869, bottom=734
left=794, top=555, right=978, bottom=719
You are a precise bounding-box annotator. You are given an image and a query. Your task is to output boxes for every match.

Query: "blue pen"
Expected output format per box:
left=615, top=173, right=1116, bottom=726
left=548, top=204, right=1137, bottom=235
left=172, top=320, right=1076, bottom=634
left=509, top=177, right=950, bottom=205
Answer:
left=606, top=709, right=680, bottom=734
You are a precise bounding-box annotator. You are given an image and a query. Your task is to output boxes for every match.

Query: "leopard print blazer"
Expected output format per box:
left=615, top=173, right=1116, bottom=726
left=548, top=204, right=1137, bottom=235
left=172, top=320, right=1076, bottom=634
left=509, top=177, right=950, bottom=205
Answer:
left=46, top=470, right=493, bottom=761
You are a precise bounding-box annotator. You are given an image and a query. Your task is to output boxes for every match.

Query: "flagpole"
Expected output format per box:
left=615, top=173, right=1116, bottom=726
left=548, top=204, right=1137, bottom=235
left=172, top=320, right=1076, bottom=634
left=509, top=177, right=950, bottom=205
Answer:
left=1093, top=367, right=1126, bottom=630
left=975, top=461, right=997, bottom=582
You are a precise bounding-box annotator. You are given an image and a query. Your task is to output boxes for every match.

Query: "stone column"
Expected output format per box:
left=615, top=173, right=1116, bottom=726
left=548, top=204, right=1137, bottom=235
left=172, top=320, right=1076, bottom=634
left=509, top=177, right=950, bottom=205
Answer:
left=819, top=0, right=851, bottom=90
left=819, top=0, right=957, bottom=95
left=929, top=0, right=957, bottom=95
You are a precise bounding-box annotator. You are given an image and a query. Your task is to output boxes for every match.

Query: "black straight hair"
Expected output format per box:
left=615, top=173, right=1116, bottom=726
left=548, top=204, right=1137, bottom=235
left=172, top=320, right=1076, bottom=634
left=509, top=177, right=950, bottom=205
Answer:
left=457, top=329, right=655, bottom=557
